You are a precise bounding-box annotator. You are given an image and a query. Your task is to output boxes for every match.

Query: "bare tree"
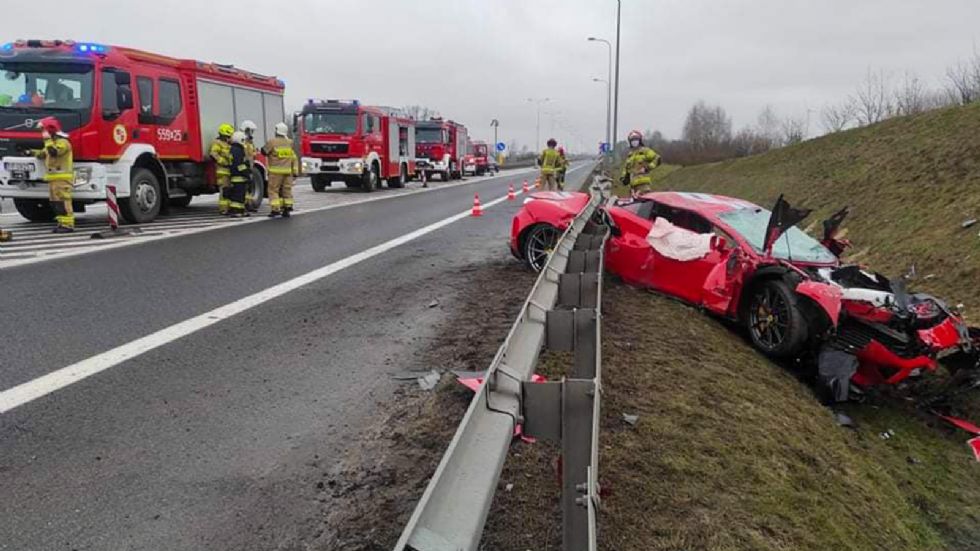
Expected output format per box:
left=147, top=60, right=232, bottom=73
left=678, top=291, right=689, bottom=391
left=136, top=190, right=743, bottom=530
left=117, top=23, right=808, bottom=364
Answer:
left=755, top=105, right=780, bottom=149
left=852, top=68, right=892, bottom=126
left=945, top=60, right=977, bottom=105
left=894, top=71, right=927, bottom=116
left=780, top=115, right=807, bottom=145
left=402, top=105, right=439, bottom=121
left=820, top=101, right=856, bottom=133
left=682, top=101, right=732, bottom=152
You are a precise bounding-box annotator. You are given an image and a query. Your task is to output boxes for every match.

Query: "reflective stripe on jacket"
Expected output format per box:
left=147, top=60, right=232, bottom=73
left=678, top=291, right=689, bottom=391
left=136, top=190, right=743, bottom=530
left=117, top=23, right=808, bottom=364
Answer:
left=35, top=137, right=73, bottom=182
left=622, top=146, right=661, bottom=187
left=261, top=137, right=298, bottom=175
left=209, top=138, right=232, bottom=175
left=539, top=148, right=561, bottom=175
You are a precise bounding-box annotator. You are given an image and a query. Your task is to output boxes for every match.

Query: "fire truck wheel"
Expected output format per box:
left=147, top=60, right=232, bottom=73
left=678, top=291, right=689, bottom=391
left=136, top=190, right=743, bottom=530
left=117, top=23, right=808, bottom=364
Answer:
left=440, top=170, right=450, bottom=181
left=311, top=175, right=330, bottom=192
left=13, top=198, right=56, bottom=222
left=362, top=163, right=379, bottom=192
left=120, top=168, right=162, bottom=224
left=248, top=167, right=265, bottom=209
left=168, top=195, right=193, bottom=208
left=388, top=164, right=407, bottom=188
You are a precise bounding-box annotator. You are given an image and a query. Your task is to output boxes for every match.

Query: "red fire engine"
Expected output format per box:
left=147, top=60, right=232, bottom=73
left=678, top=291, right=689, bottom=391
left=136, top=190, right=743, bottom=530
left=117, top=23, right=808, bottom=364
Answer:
left=0, top=39, right=286, bottom=223
left=415, top=118, right=468, bottom=181
left=465, top=140, right=494, bottom=176
left=298, top=99, right=416, bottom=192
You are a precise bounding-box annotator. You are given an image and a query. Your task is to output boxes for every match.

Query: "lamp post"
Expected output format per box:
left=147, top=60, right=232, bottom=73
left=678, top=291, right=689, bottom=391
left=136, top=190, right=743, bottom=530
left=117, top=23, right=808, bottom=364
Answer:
left=527, top=97, right=550, bottom=150
left=613, top=0, right=621, bottom=151
left=490, top=118, right=499, bottom=162
left=587, top=37, right=612, bottom=150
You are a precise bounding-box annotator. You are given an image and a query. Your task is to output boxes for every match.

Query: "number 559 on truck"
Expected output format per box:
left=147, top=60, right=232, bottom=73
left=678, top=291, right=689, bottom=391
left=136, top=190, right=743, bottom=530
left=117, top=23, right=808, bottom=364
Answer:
left=0, top=39, right=286, bottom=223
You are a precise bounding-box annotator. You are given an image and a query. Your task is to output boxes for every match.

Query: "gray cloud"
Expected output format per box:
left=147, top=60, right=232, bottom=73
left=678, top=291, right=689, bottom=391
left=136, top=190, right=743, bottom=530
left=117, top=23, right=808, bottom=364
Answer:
left=3, top=0, right=978, bottom=152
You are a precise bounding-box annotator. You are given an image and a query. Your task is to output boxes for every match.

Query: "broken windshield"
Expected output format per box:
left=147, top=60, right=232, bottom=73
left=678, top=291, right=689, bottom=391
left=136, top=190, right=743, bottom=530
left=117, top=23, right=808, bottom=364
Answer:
left=719, top=207, right=837, bottom=263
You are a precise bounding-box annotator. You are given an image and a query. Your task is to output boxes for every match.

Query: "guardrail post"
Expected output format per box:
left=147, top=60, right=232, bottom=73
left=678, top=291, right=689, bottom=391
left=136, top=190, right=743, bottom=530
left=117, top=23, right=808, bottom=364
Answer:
left=562, top=379, right=595, bottom=551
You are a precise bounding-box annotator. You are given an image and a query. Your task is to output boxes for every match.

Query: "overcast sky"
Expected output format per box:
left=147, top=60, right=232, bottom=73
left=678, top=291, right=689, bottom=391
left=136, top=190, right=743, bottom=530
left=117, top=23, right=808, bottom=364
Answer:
left=4, top=0, right=979, bottom=153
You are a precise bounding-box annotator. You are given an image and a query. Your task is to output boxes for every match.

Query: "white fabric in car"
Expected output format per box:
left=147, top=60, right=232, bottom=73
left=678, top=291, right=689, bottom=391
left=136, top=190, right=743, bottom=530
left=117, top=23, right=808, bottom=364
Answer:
left=645, top=217, right=713, bottom=261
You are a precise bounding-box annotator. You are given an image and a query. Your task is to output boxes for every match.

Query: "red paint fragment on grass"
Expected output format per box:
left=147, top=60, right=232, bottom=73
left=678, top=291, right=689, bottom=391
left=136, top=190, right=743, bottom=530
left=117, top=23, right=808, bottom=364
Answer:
left=969, top=437, right=980, bottom=462
left=456, top=373, right=546, bottom=443
left=938, top=415, right=980, bottom=435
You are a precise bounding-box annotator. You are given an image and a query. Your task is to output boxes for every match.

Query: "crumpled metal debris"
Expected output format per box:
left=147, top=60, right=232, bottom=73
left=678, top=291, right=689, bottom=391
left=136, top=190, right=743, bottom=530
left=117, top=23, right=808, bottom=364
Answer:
left=962, top=219, right=977, bottom=229
left=622, top=413, right=639, bottom=426
left=418, top=370, right=441, bottom=390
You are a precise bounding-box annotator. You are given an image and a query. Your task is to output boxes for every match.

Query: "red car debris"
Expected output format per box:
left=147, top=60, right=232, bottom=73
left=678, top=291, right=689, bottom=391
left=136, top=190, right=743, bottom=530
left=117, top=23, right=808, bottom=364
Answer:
left=511, top=190, right=980, bottom=402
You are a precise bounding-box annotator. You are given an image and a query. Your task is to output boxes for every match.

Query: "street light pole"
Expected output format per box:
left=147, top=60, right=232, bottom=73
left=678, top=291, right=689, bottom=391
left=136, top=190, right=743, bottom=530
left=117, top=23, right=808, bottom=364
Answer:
left=527, top=97, right=550, bottom=150
left=587, top=37, right=612, bottom=150
left=613, top=0, right=621, bottom=152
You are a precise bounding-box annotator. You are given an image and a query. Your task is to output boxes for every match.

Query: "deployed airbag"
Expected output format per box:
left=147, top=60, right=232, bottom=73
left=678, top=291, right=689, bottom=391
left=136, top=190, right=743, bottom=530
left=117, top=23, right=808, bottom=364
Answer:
left=646, top=217, right=713, bottom=261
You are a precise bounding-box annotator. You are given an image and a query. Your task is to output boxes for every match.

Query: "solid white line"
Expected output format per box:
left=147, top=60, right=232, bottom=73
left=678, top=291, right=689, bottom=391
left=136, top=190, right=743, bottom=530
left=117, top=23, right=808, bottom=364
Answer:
left=0, top=168, right=540, bottom=270
left=0, top=191, right=524, bottom=414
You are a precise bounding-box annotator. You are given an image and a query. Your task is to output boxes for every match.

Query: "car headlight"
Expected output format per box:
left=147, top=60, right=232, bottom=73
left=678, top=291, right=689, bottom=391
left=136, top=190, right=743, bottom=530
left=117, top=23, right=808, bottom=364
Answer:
left=74, top=166, right=92, bottom=186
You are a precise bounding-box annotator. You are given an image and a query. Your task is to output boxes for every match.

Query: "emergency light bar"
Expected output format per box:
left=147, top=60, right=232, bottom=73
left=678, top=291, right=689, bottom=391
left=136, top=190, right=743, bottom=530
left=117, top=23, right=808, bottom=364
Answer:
left=76, top=43, right=108, bottom=54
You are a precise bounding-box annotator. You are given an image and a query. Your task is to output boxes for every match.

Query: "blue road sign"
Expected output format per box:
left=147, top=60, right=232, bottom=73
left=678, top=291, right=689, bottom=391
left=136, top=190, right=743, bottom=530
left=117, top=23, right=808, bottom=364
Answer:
left=496, top=142, right=506, bottom=152
left=599, top=142, right=610, bottom=153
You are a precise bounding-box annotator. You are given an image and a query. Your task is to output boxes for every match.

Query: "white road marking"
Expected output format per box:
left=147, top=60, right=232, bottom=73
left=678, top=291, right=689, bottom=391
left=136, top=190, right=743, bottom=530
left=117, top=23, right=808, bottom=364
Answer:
left=0, top=169, right=538, bottom=270
left=0, top=192, right=517, bottom=414
left=0, top=163, right=591, bottom=413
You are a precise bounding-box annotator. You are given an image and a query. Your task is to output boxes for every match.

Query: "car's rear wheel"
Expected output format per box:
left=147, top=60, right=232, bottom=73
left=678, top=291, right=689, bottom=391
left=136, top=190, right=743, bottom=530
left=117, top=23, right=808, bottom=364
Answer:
left=746, top=279, right=809, bottom=358
left=523, top=224, right=561, bottom=272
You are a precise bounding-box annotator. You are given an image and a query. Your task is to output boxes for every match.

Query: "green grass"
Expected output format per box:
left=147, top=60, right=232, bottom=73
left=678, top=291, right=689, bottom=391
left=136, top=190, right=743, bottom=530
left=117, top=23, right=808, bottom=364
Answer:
left=598, top=103, right=980, bottom=550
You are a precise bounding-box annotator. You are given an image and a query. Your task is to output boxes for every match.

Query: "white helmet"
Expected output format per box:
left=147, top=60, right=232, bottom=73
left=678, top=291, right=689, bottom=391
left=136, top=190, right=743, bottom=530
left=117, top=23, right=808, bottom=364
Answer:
left=274, top=122, right=289, bottom=137
left=230, top=131, right=246, bottom=144
left=239, top=120, right=257, bottom=137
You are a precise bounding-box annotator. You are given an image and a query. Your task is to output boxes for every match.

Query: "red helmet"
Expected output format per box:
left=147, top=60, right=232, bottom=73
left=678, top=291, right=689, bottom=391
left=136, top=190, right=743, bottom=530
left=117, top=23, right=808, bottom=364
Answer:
left=558, top=147, right=565, bottom=155
left=37, top=116, right=62, bottom=135
left=627, top=129, right=643, bottom=142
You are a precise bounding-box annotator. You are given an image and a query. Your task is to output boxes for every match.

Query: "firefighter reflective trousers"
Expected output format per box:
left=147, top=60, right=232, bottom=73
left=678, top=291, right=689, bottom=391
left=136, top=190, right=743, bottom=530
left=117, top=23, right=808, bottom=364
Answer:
left=268, top=173, right=294, bottom=213
left=540, top=172, right=558, bottom=191
left=48, top=179, right=74, bottom=228
left=216, top=175, right=231, bottom=214
left=225, top=179, right=247, bottom=213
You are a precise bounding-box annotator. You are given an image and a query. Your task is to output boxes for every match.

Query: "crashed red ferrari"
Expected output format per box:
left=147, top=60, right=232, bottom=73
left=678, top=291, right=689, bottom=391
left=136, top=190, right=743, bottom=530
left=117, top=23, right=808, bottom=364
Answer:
left=511, top=190, right=980, bottom=402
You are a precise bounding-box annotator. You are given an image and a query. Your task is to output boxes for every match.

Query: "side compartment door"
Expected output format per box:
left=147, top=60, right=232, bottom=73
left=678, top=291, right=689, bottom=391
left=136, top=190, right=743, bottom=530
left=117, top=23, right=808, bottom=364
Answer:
left=154, top=76, right=191, bottom=160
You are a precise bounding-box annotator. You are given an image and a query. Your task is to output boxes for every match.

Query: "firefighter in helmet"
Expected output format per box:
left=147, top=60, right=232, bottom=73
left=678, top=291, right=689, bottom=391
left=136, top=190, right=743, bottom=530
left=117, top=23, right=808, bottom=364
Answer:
left=32, top=117, right=75, bottom=233
left=261, top=122, right=298, bottom=218
left=210, top=123, right=235, bottom=214
left=556, top=146, right=569, bottom=189
left=227, top=131, right=251, bottom=218
left=621, top=130, right=661, bottom=198
left=239, top=120, right=259, bottom=212
left=537, top=138, right=561, bottom=191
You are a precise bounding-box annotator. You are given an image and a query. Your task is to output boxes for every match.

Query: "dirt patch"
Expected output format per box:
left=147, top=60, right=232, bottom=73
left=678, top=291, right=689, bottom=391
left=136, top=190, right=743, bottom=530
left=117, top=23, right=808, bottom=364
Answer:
left=304, top=259, right=537, bottom=550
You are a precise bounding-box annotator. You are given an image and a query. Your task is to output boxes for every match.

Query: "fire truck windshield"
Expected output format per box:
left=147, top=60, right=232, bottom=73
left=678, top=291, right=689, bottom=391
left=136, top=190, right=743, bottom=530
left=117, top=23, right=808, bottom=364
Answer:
left=0, top=62, right=93, bottom=111
left=303, top=112, right=357, bottom=134
left=474, top=144, right=487, bottom=156
left=416, top=127, right=447, bottom=143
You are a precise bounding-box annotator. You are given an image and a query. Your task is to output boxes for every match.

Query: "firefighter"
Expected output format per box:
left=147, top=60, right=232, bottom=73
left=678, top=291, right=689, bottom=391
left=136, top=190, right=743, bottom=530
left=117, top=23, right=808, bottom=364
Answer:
left=537, top=138, right=561, bottom=191
left=226, top=131, right=251, bottom=218
left=210, top=123, right=235, bottom=214
left=261, top=122, right=298, bottom=218
left=33, top=117, right=75, bottom=233
left=239, top=120, right=259, bottom=212
left=556, top=146, right=569, bottom=189
left=621, top=130, right=662, bottom=198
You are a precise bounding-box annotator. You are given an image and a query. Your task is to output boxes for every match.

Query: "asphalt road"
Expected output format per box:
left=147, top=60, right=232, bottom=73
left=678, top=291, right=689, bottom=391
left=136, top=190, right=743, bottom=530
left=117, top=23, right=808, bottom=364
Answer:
left=0, top=163, right=593, bottom=550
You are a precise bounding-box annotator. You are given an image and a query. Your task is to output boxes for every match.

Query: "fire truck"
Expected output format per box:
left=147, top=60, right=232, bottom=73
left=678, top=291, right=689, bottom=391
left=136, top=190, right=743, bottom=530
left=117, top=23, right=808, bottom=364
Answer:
left=297, top=99, right=416, bottom=192
left=466, top=140, right=495, bottom=176
left=415, top=118, right=467, bottom=181
left=0, top=39, right=286, bottom=223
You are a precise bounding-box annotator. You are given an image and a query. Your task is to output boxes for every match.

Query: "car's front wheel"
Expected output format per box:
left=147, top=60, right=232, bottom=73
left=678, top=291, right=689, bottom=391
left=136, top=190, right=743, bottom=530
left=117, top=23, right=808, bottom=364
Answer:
left=523, top=223, right=561, bottom=272
left=746, top=279, right=809, bottom=358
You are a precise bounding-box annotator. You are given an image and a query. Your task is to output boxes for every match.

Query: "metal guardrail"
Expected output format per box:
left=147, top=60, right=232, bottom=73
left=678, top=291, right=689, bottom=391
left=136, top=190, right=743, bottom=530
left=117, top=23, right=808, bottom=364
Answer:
left=394, top=178, right=610, bottom=551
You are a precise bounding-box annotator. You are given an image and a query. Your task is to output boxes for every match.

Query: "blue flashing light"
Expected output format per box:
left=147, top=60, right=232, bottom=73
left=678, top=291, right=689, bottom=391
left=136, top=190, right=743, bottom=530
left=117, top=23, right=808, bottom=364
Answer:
left=1, top=43, right=13, bottom=52
left=75, top=43, right=108, bottom=54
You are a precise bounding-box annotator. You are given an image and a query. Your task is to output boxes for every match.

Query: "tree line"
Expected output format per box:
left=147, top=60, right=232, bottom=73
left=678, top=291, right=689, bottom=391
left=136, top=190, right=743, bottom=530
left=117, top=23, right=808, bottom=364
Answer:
left=643, top=49, right=980, bottom=166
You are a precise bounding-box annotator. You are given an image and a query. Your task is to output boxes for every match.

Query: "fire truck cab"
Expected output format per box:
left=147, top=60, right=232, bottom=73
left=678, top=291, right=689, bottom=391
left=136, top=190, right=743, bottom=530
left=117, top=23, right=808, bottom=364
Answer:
left=298, top=99, right=416, bottom=192
left=415, top=118, right=467, bottom=182
left=0, top=39, right=286, bottom=223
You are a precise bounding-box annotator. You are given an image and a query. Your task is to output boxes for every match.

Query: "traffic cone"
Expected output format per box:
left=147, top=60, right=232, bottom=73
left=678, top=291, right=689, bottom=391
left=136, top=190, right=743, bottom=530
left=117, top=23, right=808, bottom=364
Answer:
left=471, top=193, right=483, bottom=217
left=507, top=184, right=516, bottom=201
left=522, top=180, right=530, bottom=193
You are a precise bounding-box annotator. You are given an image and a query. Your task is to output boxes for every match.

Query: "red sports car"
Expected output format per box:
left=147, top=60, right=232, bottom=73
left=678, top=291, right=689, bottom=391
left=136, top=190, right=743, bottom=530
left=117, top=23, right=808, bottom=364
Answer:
left=511, top=190, right=979, bottom=401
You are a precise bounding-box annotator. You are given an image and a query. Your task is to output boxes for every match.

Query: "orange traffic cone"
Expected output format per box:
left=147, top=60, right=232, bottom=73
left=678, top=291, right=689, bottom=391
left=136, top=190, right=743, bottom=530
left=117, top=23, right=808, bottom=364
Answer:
left=522, top=180, right=530, bottom=193
left=471, top=193, right=483, bottom=217
left=507, top=184, right=516, bottom=201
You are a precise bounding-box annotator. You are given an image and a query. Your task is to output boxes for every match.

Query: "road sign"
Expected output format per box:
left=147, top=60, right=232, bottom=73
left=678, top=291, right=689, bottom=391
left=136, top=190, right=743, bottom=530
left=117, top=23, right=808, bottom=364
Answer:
left=496, top=142, right=506, bottom=152
left=598, top=142, right=610, bottom=153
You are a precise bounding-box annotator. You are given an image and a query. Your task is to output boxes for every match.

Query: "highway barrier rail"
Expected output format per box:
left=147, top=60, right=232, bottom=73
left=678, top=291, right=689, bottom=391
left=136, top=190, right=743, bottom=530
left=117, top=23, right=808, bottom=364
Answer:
left=394, top=178, right=610, bottom=551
